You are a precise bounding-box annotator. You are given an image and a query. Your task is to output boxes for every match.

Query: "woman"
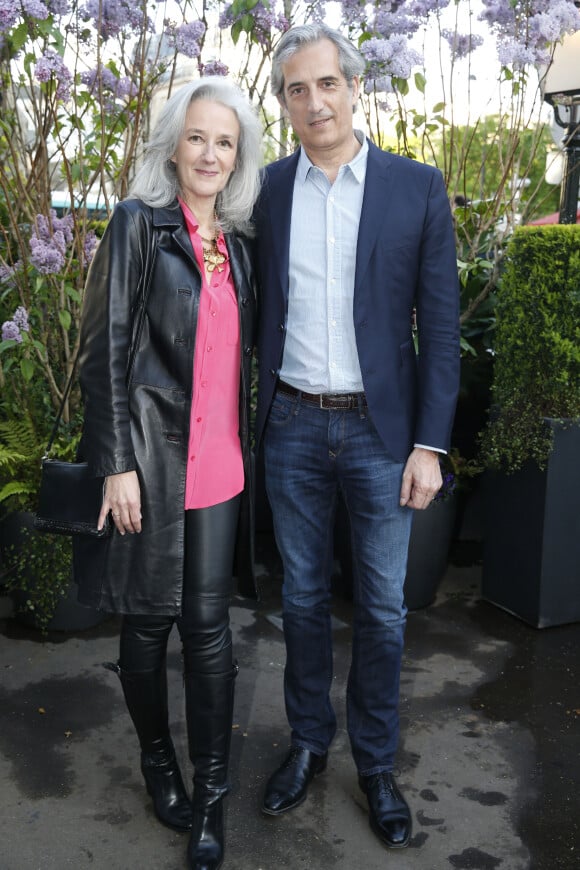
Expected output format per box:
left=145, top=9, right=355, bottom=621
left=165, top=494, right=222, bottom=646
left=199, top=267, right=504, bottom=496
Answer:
left=73, top=77, right=262, bottom=870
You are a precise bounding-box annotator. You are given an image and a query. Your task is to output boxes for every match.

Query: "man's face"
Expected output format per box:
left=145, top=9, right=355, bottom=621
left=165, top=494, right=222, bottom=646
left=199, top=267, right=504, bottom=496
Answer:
left=279, top=38, right=359, bottom=159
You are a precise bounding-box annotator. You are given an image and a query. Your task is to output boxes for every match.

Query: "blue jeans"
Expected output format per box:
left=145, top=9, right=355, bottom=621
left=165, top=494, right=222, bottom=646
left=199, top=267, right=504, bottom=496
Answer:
left=264, top=390, right=413, bottom=775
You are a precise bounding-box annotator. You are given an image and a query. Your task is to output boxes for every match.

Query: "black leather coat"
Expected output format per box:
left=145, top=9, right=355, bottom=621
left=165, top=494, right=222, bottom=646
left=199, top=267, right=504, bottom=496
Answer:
left=73, top=199, right=257, bottom=614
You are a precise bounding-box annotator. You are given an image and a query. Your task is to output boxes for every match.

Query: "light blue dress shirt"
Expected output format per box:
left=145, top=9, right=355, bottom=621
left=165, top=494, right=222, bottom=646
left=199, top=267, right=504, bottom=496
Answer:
left=280, top=133, right=368, bottom=394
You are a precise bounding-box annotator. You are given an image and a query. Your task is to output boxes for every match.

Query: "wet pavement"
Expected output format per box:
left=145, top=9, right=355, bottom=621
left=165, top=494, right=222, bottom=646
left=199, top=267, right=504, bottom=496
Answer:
left=0, top=522, right=579, bottom=870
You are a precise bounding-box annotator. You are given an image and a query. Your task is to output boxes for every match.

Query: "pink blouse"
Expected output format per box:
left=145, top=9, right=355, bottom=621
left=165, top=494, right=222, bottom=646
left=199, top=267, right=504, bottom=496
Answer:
left=179, top=198, right=244, bottom=509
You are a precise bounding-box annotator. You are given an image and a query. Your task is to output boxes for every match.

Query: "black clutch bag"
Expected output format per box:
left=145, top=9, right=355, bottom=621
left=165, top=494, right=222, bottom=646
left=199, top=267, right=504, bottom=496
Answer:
left=34, top=458, right=111, bottom=538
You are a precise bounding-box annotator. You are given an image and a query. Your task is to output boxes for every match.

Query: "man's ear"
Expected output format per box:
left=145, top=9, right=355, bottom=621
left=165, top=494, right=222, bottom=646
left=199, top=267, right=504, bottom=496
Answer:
left=277, top=94, right=288, bottom=117
left=351, top=76, right=360, bottom=106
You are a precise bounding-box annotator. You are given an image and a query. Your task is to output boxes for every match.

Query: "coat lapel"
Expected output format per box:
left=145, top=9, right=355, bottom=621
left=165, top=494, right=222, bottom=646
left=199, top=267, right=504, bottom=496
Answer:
left=263, top=151, right=300, bottom=302
left=355, top=142, right=394, bottom=296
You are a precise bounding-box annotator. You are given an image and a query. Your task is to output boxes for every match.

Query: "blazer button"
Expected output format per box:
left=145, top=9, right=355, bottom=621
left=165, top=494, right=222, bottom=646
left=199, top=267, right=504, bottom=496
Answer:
left=241, top=297, right=249, bottom=306
left=278, top=322, right=285, bottom=332
left=244, top=346, right=252, bottom=356
left=269, top=368, right=277, bottom=377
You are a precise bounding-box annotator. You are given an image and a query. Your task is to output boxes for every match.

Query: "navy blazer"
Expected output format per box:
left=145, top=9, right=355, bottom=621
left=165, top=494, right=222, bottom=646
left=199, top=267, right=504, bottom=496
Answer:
left=254, top=140, right=461, bottom=462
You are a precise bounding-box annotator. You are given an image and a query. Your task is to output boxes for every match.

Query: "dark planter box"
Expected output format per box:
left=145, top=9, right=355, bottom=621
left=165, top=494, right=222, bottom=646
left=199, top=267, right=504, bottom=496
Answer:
left=482, top=419, right=580, bottom=628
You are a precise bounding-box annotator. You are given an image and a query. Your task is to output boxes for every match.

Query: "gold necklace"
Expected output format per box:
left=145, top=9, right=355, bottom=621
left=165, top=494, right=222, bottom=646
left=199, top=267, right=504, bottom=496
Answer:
left=200, top=235, right=226, bottom=273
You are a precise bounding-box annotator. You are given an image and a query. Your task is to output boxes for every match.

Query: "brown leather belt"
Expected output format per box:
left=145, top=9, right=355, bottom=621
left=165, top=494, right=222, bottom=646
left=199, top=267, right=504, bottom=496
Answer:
left=277, top=380, right=367, bottom=410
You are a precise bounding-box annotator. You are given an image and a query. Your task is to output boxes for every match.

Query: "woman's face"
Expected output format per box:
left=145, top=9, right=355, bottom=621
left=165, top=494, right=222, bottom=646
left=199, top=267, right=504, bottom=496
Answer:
left=172, top=98, right=240, bottom=210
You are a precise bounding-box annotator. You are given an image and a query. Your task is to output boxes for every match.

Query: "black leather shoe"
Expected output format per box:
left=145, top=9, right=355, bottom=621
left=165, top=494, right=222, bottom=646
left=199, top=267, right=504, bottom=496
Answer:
left=262, top=747, right=327, bottom=816
left=358, top=772, right=411, bottom=849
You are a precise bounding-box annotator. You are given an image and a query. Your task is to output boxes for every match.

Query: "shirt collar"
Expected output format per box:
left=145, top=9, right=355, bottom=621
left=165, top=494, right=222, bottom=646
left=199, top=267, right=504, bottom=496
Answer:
left=296, top=130, right=368, bottom=185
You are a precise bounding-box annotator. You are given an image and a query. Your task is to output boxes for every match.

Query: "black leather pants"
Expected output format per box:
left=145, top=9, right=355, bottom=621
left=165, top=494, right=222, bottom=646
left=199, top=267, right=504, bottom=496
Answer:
left=119, top=494, right=241, bottom=678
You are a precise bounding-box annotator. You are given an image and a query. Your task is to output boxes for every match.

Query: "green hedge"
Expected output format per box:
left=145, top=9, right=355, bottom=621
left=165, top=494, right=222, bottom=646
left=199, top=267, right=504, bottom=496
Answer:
left=480, top=225, right=580, bottom=472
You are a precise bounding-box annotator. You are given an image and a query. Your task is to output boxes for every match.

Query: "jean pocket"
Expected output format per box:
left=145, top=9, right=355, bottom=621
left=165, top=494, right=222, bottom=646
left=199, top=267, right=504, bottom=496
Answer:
left=268, top=393, right=297, bottom=427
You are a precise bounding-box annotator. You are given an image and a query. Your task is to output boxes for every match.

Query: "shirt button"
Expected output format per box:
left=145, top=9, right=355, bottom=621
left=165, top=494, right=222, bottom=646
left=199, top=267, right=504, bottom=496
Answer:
left=196, top=417, right=202, bottom=423
left=201, top=380, right=208, bottom=388
left=190, top=456, right=196, bottom=462
left=331, top=320, right=336, bottom=327
left=329, top=237, right=335, bottom=244
left=210, top=310, right=217, bottom=317
left=207, top=346, right=213, bottom=352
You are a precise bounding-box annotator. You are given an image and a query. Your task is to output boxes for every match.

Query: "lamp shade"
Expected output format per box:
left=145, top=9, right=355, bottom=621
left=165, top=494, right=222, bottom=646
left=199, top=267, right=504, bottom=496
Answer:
left=540, top=30, right=580, bottom=104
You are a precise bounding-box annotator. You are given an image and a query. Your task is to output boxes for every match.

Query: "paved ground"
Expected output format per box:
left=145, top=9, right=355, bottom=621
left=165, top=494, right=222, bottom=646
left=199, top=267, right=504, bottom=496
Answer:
left=0, top=523, right=579, bottom=870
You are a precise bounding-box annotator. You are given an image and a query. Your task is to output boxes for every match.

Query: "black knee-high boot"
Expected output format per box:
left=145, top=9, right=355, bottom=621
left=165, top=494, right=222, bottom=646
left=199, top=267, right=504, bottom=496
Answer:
left=115, top=664, right=193, bottom=832
left=185, top=664, right=237, bottom=870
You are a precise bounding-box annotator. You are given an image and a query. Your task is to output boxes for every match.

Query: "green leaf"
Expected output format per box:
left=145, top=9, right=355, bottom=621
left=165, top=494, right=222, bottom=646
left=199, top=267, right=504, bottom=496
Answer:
left=59, top=309, right=72, bottom=330
left=414, top=72, right=426, bottom=94
left=231, top=20, right=243, bottom=45
left=20, top=358, right=34, bottom=382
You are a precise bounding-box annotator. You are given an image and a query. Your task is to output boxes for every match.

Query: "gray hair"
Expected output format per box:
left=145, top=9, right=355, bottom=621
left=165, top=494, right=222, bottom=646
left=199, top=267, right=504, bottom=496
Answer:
left=129, top=77, right=262, bottom=235
left=271, top=24, right=365, bottom=101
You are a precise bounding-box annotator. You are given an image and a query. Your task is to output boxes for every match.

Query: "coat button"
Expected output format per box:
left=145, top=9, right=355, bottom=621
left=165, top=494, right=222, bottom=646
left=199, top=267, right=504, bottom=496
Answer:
left=241, top=297, right=249, bottom=306
left=278, top=322, right=285, bottom=332
left=269, top=368, right=277, bottom=376
left=244, top=346, right=252, bottom=356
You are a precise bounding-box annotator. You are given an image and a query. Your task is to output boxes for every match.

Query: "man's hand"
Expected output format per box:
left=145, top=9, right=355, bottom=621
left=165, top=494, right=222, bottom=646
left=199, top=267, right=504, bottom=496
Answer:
left=100, top=470, right=142, bottom=535
left=399, top=447, right=442, bottom=511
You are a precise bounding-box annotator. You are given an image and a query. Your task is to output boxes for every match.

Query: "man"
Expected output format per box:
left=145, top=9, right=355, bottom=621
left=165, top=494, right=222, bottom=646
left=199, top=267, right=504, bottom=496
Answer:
left=253, top=23, right=460, bottom=850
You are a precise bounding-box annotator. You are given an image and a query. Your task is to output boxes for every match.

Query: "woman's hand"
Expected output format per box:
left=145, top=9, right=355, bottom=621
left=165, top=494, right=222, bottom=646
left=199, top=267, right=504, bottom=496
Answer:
left=100, top=471, right=142, bottom=535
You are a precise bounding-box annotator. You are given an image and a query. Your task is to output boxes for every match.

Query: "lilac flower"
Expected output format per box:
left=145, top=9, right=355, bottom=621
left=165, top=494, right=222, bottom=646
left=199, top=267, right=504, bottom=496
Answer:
left=35, top=211, right=74, bottom=246
left=0, top=261, right=14, bottom=282
left=219, top=2, right=288, bottom=48
left=479, top=0, right=580, bottom=67
left=83, top=230, right=98, bottom=268
left=172, top=20, right=206, bottom=59
left=81, top=0, right=151, bottom=41
left=30, top=235, right=66, bottom=274
left=362, top=35, right=421, bottom=84
left=441, top=29, right=484, bottom=61
left=29, top=211, right=72, bottom=274
left=201, top=60, right=229, bottom=77
left=22, top=0, right=49, bottom=19
left=46, top=0, right=71, bottom=13
left=34, top=49, right=72, bottom=101
left=340, top=0, right=367, bottom=29
left=81, top=66, right=137, bottom=111
left=2, top=320, right=22, bottom=343
left=12, top=306, right=29, bottom=332
left=408, top=0, right=450, bottom=14
left=0, top=0, right=20, bottom=33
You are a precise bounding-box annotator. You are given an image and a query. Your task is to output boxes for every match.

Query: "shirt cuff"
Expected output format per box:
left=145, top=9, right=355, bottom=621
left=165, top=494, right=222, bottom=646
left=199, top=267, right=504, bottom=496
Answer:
left=414, top=443, right=447, bottom=455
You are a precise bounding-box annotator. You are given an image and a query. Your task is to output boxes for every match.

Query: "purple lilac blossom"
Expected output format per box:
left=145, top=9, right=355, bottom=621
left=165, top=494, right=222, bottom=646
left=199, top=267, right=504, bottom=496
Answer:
left=408, top=0, right=450, bottom=13
left=34, top=50, right=72, bottom=101
left=480, top=0, right=580, bottom=66
left=0, top=0, right=20, bottom=33
left=46, top=0, right=71, bottom=13
left=362, top=35, right=421, bottom=82
left=219, top=2, right=288, bottom=46
left=82, top=0, right=151, bottom=41
left=2, top=321, right=22, bottom=342
left=441, top=29, right=484, bottom=60
left=0, top=262, right=14, bottom=282
left=173, top=20, right=205, bottom=58
left=12, top=306, right=29, bottom=332
left=29, top=211, right=73, bottom=274
left=201, top=60, right=229, bottom=77
left=22, top=0, right=49, bottom=18
left=30, top=235, right=66, bottom=274
left=340, top=0, right=366, bottom=29
left=83, top=230, right=98, bottom=268
left=81, top=66, right=137, bottom=111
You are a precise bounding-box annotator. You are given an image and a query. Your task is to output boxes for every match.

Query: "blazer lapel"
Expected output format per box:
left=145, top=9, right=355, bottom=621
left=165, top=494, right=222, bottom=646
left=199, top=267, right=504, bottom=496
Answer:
left=264, top=150, right=300, bottom=302
left=355, top=143, right=394, bottom=295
